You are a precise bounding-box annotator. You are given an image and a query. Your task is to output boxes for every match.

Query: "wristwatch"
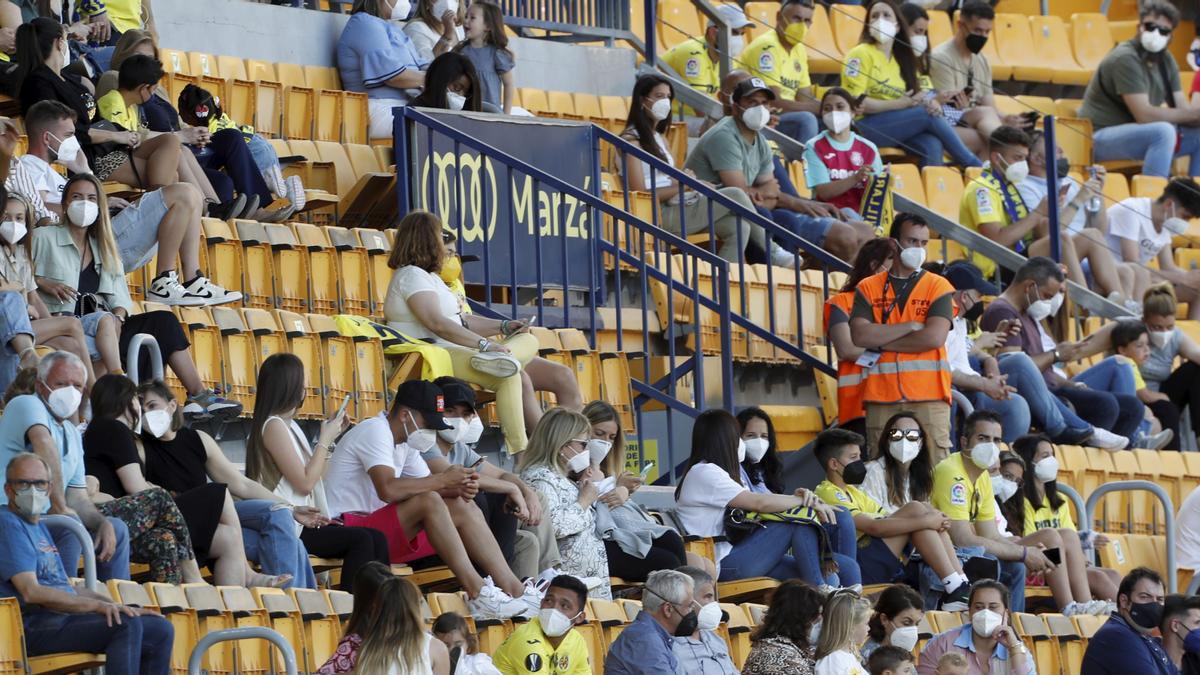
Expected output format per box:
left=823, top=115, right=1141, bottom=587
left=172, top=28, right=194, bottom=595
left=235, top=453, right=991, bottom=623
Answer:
left=478, top=338, right=490, bottom=352
left=1012, top=642, right=1028, bottom=655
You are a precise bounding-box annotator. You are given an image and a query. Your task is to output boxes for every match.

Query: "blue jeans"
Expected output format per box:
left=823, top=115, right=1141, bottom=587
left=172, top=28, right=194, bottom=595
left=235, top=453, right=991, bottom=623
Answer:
left=969, top=390, right=1032, bottom=442
left=720, top=520, right=861, bottom=586
left=1062, top=363, right=1145, bottom=440
left=51, top=515, right=131, bottom=582
left=236, top=499, right=316, bottom=589
left=999, top=558, right=1027, bottom=612
left=855, top=107, right=982, bottom=168
left=24, top=609, right=173, bottom=674
left=0, top=290, right=32, bottom=394
left=921, top=548, right=1027, bottom=612
left=777, top=111, right=819, bottom=160
left=1092, top=121, right=1200, bottom=177
left=202, top=129, right=273, bottom=205
left=997, top=352, right=1092, bottom=440
left=825, top=507, right=862, bottom=586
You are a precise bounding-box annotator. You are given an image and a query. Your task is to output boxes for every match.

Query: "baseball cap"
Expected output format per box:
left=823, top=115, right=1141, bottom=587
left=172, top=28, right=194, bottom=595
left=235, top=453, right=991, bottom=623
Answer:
left=943, top=261, right=999, bottom=296
left=732, top=77, right=776, bottom=103
left=434, top=376, right=477, bottom=413
left=393, top=380, right=452, bottom=430
left=710, top=5, right=755, bottom=30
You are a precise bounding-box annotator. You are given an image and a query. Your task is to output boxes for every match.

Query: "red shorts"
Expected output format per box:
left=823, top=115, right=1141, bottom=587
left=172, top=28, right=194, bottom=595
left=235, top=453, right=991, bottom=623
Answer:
left=341, top=505, right=436, bottom=563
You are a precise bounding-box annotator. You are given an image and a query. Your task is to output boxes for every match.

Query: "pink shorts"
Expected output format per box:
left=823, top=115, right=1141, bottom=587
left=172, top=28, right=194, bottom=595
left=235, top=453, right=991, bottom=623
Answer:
left=341, top=505, right=436, bottom=563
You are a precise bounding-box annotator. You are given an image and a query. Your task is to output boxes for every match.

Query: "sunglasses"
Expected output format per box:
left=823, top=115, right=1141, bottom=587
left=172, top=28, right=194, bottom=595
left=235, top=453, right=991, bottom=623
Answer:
left=887, top=429, right=923, bottom=442
left=1143, top=22, right=1172, bottom=35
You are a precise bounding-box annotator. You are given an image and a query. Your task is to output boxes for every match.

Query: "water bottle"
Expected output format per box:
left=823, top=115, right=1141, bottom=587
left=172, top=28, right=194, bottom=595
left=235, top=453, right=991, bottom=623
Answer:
left=1086, top=166, right=1102, bottom=213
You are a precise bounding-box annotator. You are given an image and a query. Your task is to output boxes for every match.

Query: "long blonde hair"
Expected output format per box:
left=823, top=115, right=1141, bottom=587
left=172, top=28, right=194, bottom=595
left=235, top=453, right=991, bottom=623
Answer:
left=814, top=592, right=872, bottom=661
left=62, top=173, right=121, bottom=274
left=516, top=407, right=591, bottom=475
left=351, top=575, right=426, bottom=674
left=582, top=400, right=625, bottom=477
left=1143, top=282, right=1178, bottom=320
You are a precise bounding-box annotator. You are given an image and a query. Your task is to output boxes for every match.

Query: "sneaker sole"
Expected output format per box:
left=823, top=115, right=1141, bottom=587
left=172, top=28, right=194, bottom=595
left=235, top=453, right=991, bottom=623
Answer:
left=200, top=291, right=244, bottom=307
left=287, top=176, right=306, bottom=210
left=469, top=353, right=520, bottom=378
left=147, top=293, right=207, bottom=307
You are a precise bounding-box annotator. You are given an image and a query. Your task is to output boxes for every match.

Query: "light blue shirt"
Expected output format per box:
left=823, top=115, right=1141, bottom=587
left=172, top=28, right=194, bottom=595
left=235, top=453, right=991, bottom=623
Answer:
left=671, top=629, right=738, bottom=675
left=336, top=12, right=429, bottom=103
left=1016, top=173, right=1086, bottom=236
left=605, top=611, right=679, bottom=675
left=0, top=395, right=85, bottom=506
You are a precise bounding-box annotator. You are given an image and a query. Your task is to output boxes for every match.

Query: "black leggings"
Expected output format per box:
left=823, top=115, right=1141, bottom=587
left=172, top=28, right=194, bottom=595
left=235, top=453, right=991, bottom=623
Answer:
left=603, top=530, right=687, bottom=582
left=299, top=524, right=389, bottom=591
left=1158, top=362, right=1200, bottom=447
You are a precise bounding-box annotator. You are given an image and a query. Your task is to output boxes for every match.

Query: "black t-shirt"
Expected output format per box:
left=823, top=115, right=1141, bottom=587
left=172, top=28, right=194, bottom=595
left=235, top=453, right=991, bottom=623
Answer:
left=19, top=65, right=97, bottom=161
left=82, top=417, right=142, bottom=499
left=142, top=426, right=210, bottom=495
left=143, top=94, right=179, bottom=133
left=73, top=261, right=100, bottom=316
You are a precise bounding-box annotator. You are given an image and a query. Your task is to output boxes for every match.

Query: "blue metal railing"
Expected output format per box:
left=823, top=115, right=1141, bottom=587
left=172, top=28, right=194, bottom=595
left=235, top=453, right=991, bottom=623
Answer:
left=500, top=0, right=636, bottom=44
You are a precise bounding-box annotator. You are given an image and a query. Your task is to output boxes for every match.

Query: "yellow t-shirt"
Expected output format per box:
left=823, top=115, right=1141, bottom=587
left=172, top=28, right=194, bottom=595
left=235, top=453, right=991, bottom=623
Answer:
left=1116, top=355, right=1147, bottom=390
left=931, top=452, right=996, bottom=524
left=492, top=617, right=591, bottom=675
left=842, top=42, right=907, bottom=102
left=664, top=37, right=717, bottom=116
left=738, top=30, right=811, bottom=102
left=78, top=0, right=143, bottom=35
left=959, top=172, right=1016, bottom=278
left=815, top=479, right=886, bottom=544
left=1022, top=497, right=1076, bottom=536
left=96, top=89, right=140, bottom=132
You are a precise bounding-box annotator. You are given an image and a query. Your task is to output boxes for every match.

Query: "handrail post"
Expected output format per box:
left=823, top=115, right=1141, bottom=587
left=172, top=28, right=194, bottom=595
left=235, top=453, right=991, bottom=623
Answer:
left=124, top=333, right=163, bottom=384
left=643, top=0, right=657, bottom=67
left=395, top=107, right=411, bottom=215
left=42, top=515, right=97, bottom=592
left=1044, top=115, right=1061, bottom=263
left=1055, top=484, right=1091, bottom=556
left=188, top=628, right=298, bottom=675
left=1083, top=480, right=1177, bottom=592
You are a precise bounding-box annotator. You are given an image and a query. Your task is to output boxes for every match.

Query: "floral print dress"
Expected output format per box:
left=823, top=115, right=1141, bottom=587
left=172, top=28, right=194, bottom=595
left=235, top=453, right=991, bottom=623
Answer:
left=519, top=464, right=612, bottom=600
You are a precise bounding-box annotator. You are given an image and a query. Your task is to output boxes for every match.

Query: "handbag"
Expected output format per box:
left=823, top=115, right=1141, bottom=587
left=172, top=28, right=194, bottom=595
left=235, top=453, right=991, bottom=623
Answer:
left=89, top=120, right=145, bottom=187
left=75, top=292, right=111, bottom=317
left=724, top=503, right=838, bottom=576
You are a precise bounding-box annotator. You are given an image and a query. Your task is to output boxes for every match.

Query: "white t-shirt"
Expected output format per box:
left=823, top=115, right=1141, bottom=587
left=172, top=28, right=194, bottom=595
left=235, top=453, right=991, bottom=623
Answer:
left=946, top=316, right=977, bottom=376
left=676, top=462, right=747, bottom=566
left=1107, top=197, right=1171, bottom=265
left=266, top=416, right=330, bottom=535
left=324, top=413, right=431, bottom=517
left=384, top=265, right=461, bottom=343
left=1177, top=486, right=1200, bottom=570
left=814, top=649, right=867, bottom=675
left=638, top=133, right=675, bottom=191
left=402, top=20, right=464, bottom=64
left=16, top=154, right=66, bottom=206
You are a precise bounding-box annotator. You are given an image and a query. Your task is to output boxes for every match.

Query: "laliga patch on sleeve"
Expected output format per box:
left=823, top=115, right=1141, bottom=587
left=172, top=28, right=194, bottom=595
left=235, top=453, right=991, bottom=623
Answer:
left=685, top=58, right=701, bottom=78
left=846, top=58, right=862, bottom=79
left=950, top=482, right=968, bottom=506
left=758, top=51, right=774, bottom=72
left=974, top=187, right=995, bottom=216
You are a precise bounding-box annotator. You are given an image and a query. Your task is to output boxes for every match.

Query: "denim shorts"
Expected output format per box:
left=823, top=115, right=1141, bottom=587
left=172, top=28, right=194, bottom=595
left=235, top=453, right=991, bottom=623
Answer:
left=858, top=536, right=910, bottom=585
left=246, top=133, right=277, bottom=174
left=79, top=310, right=113, bottom=362
left=111, top=188, right=168, bottom=273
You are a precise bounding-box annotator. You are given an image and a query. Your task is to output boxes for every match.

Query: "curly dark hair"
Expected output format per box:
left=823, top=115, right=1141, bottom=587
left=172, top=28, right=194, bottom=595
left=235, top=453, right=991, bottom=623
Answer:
left=751, top=580, right=824, bottom=649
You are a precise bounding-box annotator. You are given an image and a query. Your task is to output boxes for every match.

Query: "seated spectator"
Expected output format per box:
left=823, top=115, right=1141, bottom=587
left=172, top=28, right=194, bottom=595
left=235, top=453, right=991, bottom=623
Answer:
left=861, top=585, right=924, bottom=660
left=665, top=4, right=755, bottom=134
left=516, top=408, right=614, bottom=599
left=825, top=237, right=896, bottom=437
left=0, top=352, right=130, bottom=581
left=940, top=261, right=1030, bottom=442
left=737, top=0, right=820, bottom=153
left=867, top=645, right=916, bottom=675
left=814, top=590, right=872, bottom=675
left=1080, top=567, right=1171, bottom=674
left=344, top=569, right=450, bottom=673
left=494, top=574, right=591, bottom=675
left=1080, top=0, right=1200, bottom=178
left=861, top=412, right=933, bottom=515
left=980, top=256, right=1140, bottom=448
left=243, top=354, right=392, bottom=591
left=741, top=579, right=823, bottom=675
left=322, top=379, right=533, bottom=620
left=1160, top=594, right=1200, bottom=674
left=1074, top=320, right=1172, bottom=448
left=803, top=87, right=885, bottom=221
left=338, top=0, right=429, bottom=139
left=0, top=452, right=173, bottom=674
left=842, top=0, right=981, bottom=169
left=432, top=611, right=502, bottom=675
left=385, top=210, right=581, bottom=453
left=454, top=1, right=514, bottom=114
left=134, top=381, right=312, bottom=586
left=405, top=0, right=466, bottom=63
left=814, top=429, right=969, bottom=604
left=933, top=411, right=1039, bottom=612
left=410, top=51, right=500, bottom=113
left=76, top=0, right=152, bottom=46
left=928, top=1, right=1030, bottom=155
left=1107, top=178, right=1200, bottom=320
left=317, top=560, right=393, bottom=674
left=604, top=569, right=697, bottom=674
left=675, top=409, right=858, bottom=588
left=621, top=73, right=790, bottom=267
left=671, top=565, right=736, bottom=675
left=80, top=374, right=201, bottom=584
left=1138, top=284, right=1200, bottom=450
left=917, top=580, right=1032, bottom=675
left=32, top=174, right=241, bottom=419
left=684, top=77, right=873, bottom=263
left=14, top=99, right=242, bottom=307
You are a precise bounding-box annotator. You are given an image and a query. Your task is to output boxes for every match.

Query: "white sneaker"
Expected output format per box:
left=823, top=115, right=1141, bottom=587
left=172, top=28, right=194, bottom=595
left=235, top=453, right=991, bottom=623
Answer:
left=1088, top=427, right=1130, bottom=451
left=286, top=175, right=306, bottom=211
left=467, top=577, right=534, bottom=621
left=769, top=245, right=796, bottom=268
left=469, top=351, right=521, bottom=378
left=1134, top=429, right=1174, bottom=450
left=264, top=165, right=286, bottom=197
left=537, top=567, right=604, bottom=591
left=1062, top=601, right=1085, bottom=617
left=147, top=270, right=205, bottom=306
left=519, top=580, right=543, bottom=613
left=182, top=275, right=243, bottom=306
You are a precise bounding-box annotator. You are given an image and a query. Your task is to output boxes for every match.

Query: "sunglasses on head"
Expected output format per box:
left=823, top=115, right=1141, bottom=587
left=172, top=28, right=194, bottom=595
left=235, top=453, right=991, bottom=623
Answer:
left=1143, top=22, right=1172, bottom=35
left=887, top=428, right=922, bottom=442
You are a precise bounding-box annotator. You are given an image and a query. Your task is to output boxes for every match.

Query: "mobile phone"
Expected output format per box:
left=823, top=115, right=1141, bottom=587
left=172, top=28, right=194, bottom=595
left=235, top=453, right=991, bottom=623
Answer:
left=963, top=86, right=974, bottom=97
left=526, top=315, right=538, bottom=327
left=1044, top=548, right=1062, bottom=565
left=854, top=93, right=867, bottom=108
left=469, top=456, right=485, bottom=470
left=336, top=394, right=351, bottom=419
left=639, top=462, right=655, bottom=479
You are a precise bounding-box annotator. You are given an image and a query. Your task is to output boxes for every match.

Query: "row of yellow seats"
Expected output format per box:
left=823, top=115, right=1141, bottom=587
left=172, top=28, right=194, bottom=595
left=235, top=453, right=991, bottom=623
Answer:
left=529, top=325, right=638, bottom=433
left=927, top=609, right=1113, bottom=675
left=266, top=138, right=395, bottom=229
left=1055, top=445, right=1200, bottom=535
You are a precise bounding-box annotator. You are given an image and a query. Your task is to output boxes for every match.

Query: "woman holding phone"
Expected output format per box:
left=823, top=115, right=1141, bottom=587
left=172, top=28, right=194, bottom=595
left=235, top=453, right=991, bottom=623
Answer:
left=244, top=353, right=391, bottom=591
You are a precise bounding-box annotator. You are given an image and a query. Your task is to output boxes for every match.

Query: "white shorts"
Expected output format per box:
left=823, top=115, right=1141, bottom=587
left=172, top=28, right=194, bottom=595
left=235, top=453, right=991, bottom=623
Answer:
left=368, top=98, right=408, bottom=140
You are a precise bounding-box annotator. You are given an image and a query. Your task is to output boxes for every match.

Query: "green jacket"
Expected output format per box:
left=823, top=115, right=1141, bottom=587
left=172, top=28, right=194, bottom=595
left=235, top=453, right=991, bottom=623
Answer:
left=31, top=224, right=132, bottom=315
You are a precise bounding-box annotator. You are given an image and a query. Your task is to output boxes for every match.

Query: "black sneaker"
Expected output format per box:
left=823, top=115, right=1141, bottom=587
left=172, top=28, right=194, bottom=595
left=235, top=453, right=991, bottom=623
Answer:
left=209, top=194, right=246, bottom=220
left=941, top=582, right=970, bottom=612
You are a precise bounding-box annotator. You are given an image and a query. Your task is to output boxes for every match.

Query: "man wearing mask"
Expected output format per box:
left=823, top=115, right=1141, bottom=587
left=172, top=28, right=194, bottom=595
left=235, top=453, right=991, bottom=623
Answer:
left=1107, top=179, right=1200, bottom=320
left=1081, top=567, right=1175, bottom=674
left=663, top=5, right=755, bottom=134
left=980, top=256, right=1140, bottom=449
left=1080, top=0, right=1200, bottom=178
left=1161, top=594, right=1200, bottom=674
left=605, top=569, right=698, bottom=674
left=932, top=411, right=1047, bottom=612
left=0, top=453, right=174, bottom=673
left=0, top=351, right=130, bottom=582
left=670, top=566, right=736, bottom=675
left=738, top=0, right=822, bottom=153
left=493, top=575, right=591, bottom=675
left=849, top=212, right=954, bottom=458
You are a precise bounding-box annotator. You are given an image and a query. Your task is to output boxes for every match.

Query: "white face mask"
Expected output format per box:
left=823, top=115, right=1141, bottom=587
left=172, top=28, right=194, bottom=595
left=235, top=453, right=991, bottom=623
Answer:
left=744, top=437, right=769, bottom=463
left=808, top=619, right=823, bottom=645
left=587, top=438, right=612, bottom=466
left=51, top=133, right=81, bottom=165
left=446, top=91, right=466, bottom=111
left=462, top=415, right=484, bottom=444
left=971, top=608, right=1003, bottom=638
left=890, top=624, right=919, bottom=651
left=1048, top=292, right=1064, bottom=316
left=1001, top=157, right=1030, bottom=184
left=1034, top=456, right=1060, bottom=483
left=58, top=38, right=69, bottom=66
left=740, top=104, right=770, bottom=131
left=563, top=447, right=590, bottom=474
left=539, top=608, right=577, bottom=637
left=1164, top=216, right=1191, bottom=235
left=697, top=601, right=723, bottom=632
left=1027, top=297, right=1053, bottom=322
left=888, top=438, right=921, bottom=464
left=648, top=98, right=672, bottom=122
left=432, top=0, right=459, bottom=17
left=899, top=245, right=926, bottom=270
left=823, top=110, right=852, bottom=135
left=438, top=417, right=468, bottom=444
left=45, top=384, right=82, bottom=419
left=143, top=409, right=172, bottom=438
left=737, top=438, right=747, bottom=463
left=994, top=476, right=1019, bottom=502
left=1150, top=330, right=1171, bottom=348
left=871, top=18, right=898, bottom=44
left=13, top=485, right=50, bottom=518
left=404, top=411, right=438, bottom=453
left=67, top=200, right=99, bottom=228
left=1141, top=28, right=1171, bottom=53
left=389, top=0, right=412, bottom=20
left=0, top=220, right=26, bottom=245
left=969, top=441, right=1000, bottom=470
left=910, top=34, right=928, bottom=56
left=729, top=34, right=745, bottom=58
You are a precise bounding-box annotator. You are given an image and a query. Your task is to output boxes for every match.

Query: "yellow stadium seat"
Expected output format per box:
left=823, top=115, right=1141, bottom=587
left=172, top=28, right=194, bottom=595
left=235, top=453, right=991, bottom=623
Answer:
left=922, top=166, right=964, bottom=221
left=1098, top=533, right=1134, bottom=576
left=325, top=226, right=372, bottom=317
left=1014, top=613, right=1058, bottom=675
left=176, top=307, right=226, bottom=401
left=350, top=336, right=387, bottom=420
left=429, top=592, right=514, bottom=654
left=1102, top=171, right=1130, bottom=204
left=212, top=307, right=258, bottom=411
left=721, top=603, right=754, bottom=669
left=1055, top=98, right=1084, bottom=117
left=1044, top=613, right=1085, bottom=674
left=160, top=48, right=190, bottom=75
left=926, top=10, right=953, bottom=50
left=1071, top=13, right=1115, bottom=72
left=994, top=0, right=1040, bottom=13
left=520, top=88, right=551, bottom=115
left=145, top=582, right=202, bottom=675
left=889, top=163, right=925, bottom=206
left=600, top=352, right=636, bottom=431
left=547, top=90, right=580, bottom=118
left=273, top=311, right=324, bottom=418
left=927, top=610, right=964, bottom=633
left=1127, top=534, right=1168, bottom=577
left=804, top=4, right=842, bottom=75
left=829, top=5, right=866, bottom=57
left=188, top=51, right=218, bottom=78
left=1028, top=16, right=1092, bottom=85
left=292, top=222, right=340, bottom=315
left=232, top=220, right=276, bottom=309
left=324, top=589, right=353, bottom=623
left=107, top=579, right=156, bottom=607
left=262, top=223, right=310, bottom=313
left=354, top=228, right=393, bottom=321
left=202, top=218, right=244, bottom=303
left=341, top=91, right=369, bottom=145
left=995, top=15, right=1053, bottom=83
left=1015, top=95, right=1056, bottom=117
left=182, top=584, right=236, bottom=675
left=313, top=88, right=342, bottom=142
left=306, top=313, right=355, bottom=418
left=288, top=589, right=341, bottom=673
left=314, top=141, right=394, bottom=228
left=303, top=66, right=340, bottom=91
left=977, top=19, right=1013, bottom=81
left=251, top=588, right=309, bottom=669
left=217, top=587, right=274, bottom=675
left=658, top=0, right=704, bottom=50
left=588, top=599, right=630, bottom=648
left=1054, top=116, right=1094, bottom=171
left=1132, top=174, right=1168, bottom=198
left=245, top=59, right=277, bottom=83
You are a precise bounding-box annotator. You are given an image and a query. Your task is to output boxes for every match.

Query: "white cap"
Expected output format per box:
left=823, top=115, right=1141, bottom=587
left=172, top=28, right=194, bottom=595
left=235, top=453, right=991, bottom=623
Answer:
left=711, top=5, right=755, bottom=30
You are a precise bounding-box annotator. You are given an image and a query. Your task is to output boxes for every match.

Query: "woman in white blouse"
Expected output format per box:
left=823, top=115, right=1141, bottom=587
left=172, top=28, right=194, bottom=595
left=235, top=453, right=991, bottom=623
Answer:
left=244, top=352, right=391, bottom=590
left=383, top=210, right=581, bottom=454
left=517, top=408, right=613, bottom=599
left=404, top=0, right=465, bottom=63
left=861, top=412, right=934, bottom=515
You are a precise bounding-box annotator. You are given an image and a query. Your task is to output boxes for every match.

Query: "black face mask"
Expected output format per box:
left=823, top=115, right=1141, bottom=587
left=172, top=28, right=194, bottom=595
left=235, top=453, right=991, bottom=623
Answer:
left=674, top=607, right=699, bottom=637
left=1129, top=601, right=1164, bottom=630
left=1054, top=157, right=1070, bottom=176
left=964, top=301, right=984, bottom=323
left=965, top=33, right=988, bottom=54
left=842, top=459, right=868, bottom=485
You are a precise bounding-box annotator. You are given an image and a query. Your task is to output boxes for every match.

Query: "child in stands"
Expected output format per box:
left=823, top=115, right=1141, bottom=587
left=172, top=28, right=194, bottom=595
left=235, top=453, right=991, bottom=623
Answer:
left=432, top=612, right=501, bottom=675
left=454, top=0, right=514, bottom=114
left=933, top=653, right=968, bottom=675
left=868, top=645, right=916, bottom=675
left=814, top=590, right=873, bottom=675
left=803, top=87, right=885, bottom=221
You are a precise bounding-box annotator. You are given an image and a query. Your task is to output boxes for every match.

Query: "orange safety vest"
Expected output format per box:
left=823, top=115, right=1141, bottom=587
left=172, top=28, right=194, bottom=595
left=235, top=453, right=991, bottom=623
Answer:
left=854, top=269, right=953, bottom=405
left=824, top=291, right=866, bottom=422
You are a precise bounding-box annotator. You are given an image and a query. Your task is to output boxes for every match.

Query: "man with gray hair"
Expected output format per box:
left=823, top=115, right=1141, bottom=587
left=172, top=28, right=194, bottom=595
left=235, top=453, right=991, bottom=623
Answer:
left=671, top=566, right=737, bottom=675
left=0, top=351, right=130, bottom=581
left=604, top=569, right=698, bottom=674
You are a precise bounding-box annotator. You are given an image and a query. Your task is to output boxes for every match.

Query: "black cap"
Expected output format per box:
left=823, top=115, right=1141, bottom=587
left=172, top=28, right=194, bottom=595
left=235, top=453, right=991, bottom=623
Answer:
left=393, top=380, right=452, bottom=430
left=732, top=77, right=776, bottom=103
left=437, top=379, right=477, bottom=414
left=944, top=261, right=999, bottom=296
